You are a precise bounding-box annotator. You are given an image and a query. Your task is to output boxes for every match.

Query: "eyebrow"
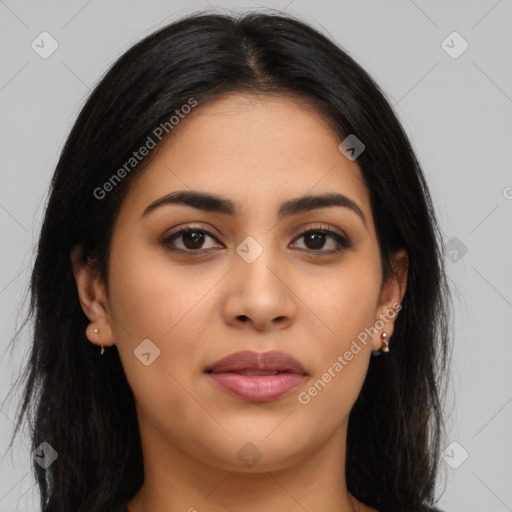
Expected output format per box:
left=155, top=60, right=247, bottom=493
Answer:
left=140, top=190, right=367, bottom=228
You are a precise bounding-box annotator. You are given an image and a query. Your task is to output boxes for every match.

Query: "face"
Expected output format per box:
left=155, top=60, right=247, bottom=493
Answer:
left=74, top=92, right=407, bottom=473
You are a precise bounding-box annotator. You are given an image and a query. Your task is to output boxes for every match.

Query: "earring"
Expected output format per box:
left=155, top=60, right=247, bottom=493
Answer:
left=92, top=326, right=104, bottom=355
left=381, top=331, right=389, bottom=352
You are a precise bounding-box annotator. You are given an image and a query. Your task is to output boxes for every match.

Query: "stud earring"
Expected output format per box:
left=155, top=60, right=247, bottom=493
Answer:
left=91, top=326, right=104, bottom=355
left=381, top=331, right=389, bottom=352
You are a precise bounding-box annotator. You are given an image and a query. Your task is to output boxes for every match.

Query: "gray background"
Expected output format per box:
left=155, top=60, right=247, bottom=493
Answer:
left=1, top=1, right=511, bottom=511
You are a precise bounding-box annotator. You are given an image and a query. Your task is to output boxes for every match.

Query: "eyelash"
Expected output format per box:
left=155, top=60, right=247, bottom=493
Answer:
left=162, top=223, right=352, bottom=256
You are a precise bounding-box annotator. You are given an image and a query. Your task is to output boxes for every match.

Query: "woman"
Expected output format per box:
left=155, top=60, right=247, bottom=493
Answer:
left=8, top=10, right=452, bottom=512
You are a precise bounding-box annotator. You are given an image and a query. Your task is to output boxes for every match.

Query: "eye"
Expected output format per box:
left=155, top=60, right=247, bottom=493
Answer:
left=291, top=225, right=351, bottom=254
left=162, top=224, right=352, bottom=255
left=162, top=225, right=223, bottom=253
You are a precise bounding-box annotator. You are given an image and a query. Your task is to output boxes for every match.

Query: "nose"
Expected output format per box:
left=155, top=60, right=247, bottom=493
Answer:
left=221, top=244, right=297, bottom=332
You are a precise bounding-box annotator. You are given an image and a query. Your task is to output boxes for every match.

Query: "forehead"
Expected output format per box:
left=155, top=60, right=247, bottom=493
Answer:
left=122, top=92, right=373, bottom=227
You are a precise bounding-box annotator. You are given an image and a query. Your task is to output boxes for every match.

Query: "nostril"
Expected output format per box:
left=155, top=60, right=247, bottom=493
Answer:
left=238, top=315, right=248, bottom=322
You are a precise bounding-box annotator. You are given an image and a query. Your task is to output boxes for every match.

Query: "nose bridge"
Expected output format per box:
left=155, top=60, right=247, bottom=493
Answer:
left=227, top=232, right=296, bottom=327
left=235, top=232, right=284, bottom=292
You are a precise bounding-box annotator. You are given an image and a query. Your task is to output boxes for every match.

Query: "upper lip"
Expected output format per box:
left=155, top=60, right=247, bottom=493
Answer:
left=206, top=350, right=307, bottom=375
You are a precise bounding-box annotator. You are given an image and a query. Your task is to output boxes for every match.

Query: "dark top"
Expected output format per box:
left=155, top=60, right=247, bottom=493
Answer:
left=108, top=504, right=128, bottom=512
left=110, top=502, right=446, bottom=511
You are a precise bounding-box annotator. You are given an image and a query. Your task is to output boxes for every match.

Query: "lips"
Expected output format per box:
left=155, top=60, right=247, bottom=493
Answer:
left=205, top=350, right=307, bottom=402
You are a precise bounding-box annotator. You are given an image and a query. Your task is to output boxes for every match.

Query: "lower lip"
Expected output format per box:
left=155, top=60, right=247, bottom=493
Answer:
left=207, top=372, right=306, bottom=402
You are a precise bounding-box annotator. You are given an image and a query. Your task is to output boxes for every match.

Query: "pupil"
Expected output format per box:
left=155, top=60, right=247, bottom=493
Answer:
left=306, top=232, right=325, bottom=249
left=184, top=231, right=204, bottom=249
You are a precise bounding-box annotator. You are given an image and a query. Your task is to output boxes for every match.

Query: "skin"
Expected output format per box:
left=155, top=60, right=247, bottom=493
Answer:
left=72, top=92, right=408, bottom=512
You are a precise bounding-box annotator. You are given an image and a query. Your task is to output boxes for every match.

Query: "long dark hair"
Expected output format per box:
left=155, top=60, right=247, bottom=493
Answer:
left=6, top=10, right=452, bottom=512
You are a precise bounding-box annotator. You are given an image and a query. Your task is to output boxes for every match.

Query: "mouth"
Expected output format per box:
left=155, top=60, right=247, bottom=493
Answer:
left=205, top=350, right=307, bottom=403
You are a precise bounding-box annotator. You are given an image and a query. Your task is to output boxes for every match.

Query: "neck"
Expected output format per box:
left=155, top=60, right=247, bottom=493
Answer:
left=127, top=419, right=365, bottom=512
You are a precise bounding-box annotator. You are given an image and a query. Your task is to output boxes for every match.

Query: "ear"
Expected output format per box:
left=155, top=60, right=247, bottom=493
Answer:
left=371, top=248, right=408, bottom=351
left=70, top=244, right=115, bottom=348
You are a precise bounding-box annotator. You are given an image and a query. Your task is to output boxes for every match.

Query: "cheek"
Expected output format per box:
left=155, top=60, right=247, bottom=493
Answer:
left=294, top=269, right=379, bottom=423
left=107, top=242, right=225, bottom=391
left=294, top=255, right=381, bottom=409
left=302, top=256, right=381, bottom=347
left=108, top=242, right=216, bottom=340
left=107, top=247, right=210, bottom=426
